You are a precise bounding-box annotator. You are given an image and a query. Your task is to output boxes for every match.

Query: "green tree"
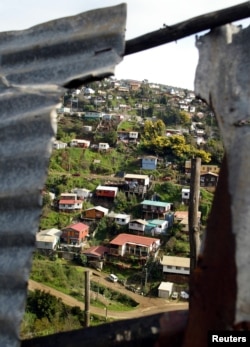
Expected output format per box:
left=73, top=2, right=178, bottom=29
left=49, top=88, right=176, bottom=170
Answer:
left=27, top=290, right=61, bottom=322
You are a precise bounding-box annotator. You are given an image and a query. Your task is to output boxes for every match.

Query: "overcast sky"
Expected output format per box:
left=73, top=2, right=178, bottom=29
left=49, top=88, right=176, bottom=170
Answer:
left=0, top=0, right=249, bottom=90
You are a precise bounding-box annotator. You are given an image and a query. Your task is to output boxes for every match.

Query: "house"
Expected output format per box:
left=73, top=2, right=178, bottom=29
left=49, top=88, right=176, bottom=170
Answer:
left=72, top=188, right=91, bottom=200
left=58, top=193, right=83, bottom=212
left=160, top=255, right=190, bottom=276
left=82, top=245, right=109, bottom=261
left=109, top=233, right=161, bottom=258
left=107, top=212, right=130, bottom=225
left=141, top=156, right=158, bottom=170
left=124, top=174, right=150, bottom=186
left=53, top=140, right=67, bottom=150
left=61, top=222, right=89, bottom=245
left=182, top=188, right=190, bottom=203
left=84, top=111, right=103, bottom=120
left=81, top=205, right=109, bottom=220
left=98, top=142, right=110, bottom=150
left=70, top=139, right=90, bottom=148
left=102, top=114, right=112, bottom=121
left=124, top=174, right=150, bottom=195
left=145, top=219, right=169, bottom=236
left=185, top=160, right=220, bottom=176
left=129, top=219, right=148, bottom=235
left=82, top=245, right=109, bottom=270
left=158, top=282, right=174, bottom=299
left=141, top=200, right=171, bottom=219
left=95, top=185, right=118, bottom=198
left=128, top=131, right=138, bottom=140
left=174, top=210, right=201, bottom=233
left=128, top=81, right=141, bottom=91
left=36, top=228, right=62, bottom=250
left=200, top=172, right=219, bottom=187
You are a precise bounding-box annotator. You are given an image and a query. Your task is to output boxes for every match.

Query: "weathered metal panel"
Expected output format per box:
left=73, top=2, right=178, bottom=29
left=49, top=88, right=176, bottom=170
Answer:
left=0, top=4, right=126, bottom=347
left=195, top=24, right=250, bottom=324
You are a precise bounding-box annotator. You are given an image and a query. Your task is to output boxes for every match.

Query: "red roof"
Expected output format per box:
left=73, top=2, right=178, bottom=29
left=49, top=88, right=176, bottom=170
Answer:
left=82, top=245, right=109, bottom=257
left=59, top=199, right=83, bottom=205
left=110, top=233, right=160, bottom=247
left=65, top=222, right=89, bottom=232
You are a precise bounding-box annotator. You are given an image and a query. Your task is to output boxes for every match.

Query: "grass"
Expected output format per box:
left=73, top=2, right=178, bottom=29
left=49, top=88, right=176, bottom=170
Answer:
left=30, top=254, right=138, bottom=311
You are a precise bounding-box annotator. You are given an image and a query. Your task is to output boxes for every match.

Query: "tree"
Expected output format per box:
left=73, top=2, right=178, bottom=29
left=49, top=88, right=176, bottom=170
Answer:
left=27, top=290, right=61, bottom=322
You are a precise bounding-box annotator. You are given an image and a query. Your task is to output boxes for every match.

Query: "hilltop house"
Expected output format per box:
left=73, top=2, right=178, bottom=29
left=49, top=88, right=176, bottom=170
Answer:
left=141, top=200, right=171, bottom=219
left=98, top=142, right=110, bottom=151
left=81, top=206, right=109, bottom=220
left=71, top=188, right=91, bottom=200
left=200, top=172, right=219, bottom=187
left=174, top=210, right=201, bottom=233
left=95, top=185, right=118, bottom=198
left=129, top=219, right=148, bottom=235
left=141, top=156, right=158, bottom=170
left=109, top=233, right=161, bottom=258
left=185, top=160, right=220, bottom=177
left=58, top=193, right=83, bottom=212
left=61, top=222, right=89, bottom=246
left=145, top=219, right=169, bottom=236
left=124, top=174, right=150, bottom=196
left=84, top=111, right=103, bottom=120
left=106, top=212, right=130, bottom=225
left=160, top=255, right=190, bottom=284
left=36, top=228, right=62, bottom=250
left=53, top=140, right=67, bottom=150
left=182, top=188, right=190, bottom=203
left=70, top=139, right=90, bottom=148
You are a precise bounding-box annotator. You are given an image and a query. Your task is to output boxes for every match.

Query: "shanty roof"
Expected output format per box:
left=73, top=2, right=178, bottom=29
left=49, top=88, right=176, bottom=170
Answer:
left=141, top=200, right=170, bottom=207
left=82, top=245, right=109, bottom=257
left=160, top=255, right=190, bottom=268
left=85, top=205, right=109, bottom=213
left=63, top=222, right=89, bottom=232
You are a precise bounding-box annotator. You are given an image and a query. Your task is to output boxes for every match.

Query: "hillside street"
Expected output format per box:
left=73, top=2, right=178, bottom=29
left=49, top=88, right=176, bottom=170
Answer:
left=28, top=269, right=188, bottom=320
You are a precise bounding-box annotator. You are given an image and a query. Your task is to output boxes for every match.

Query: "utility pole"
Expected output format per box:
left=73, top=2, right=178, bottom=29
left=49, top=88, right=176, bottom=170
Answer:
left=188, top=157, right=201, bottom=273
left=84, top=270, right=90, bottom=327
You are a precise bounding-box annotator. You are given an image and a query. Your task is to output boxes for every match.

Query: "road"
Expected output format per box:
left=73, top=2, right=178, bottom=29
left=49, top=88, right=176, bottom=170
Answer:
left=28, top=271, right=188, bottom=320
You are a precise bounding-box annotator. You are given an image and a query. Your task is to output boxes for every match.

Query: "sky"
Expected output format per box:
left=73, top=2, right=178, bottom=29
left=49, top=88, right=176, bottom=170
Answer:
left=0, top=0, right=249, bottom=90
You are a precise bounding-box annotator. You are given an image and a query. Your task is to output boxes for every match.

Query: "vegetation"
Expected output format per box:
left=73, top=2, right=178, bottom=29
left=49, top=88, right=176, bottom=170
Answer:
left=25, top=78, right=223, bottom=339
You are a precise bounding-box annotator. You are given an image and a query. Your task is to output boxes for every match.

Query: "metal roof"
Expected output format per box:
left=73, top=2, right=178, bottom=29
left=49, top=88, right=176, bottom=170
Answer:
left=141, top=200, right=170, bottom=207
left=161, top=256, right=190, bottom=268
left=0, top=4, right=126, bottom=346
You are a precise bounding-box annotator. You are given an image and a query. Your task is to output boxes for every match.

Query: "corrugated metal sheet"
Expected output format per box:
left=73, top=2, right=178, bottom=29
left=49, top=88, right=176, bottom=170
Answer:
left=0, top=4, right=126, bottom=346
left=195, top=24, right=250, bottom=324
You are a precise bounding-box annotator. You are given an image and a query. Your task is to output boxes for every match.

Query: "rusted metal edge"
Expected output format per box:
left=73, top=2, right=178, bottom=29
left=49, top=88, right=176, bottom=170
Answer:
left=21, top=310, right=188, bottom=347
left=0, top=4, right=126, bottom=347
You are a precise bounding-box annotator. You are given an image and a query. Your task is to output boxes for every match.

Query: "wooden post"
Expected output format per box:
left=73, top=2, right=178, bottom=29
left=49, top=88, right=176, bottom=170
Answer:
left=188, top=157, right=201, bottom=272
left=84, top=271, right=90, bottom=327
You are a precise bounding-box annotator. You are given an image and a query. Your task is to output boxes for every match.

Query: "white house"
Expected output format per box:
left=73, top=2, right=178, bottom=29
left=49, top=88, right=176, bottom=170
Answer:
left=53, top=140, right=67, bottom=150
left=161, top=256, right=190, bottom=276
left=98, top=142, right=110, bottom=150
left=129, top=219, right=148, bottom=234
left=70, top=139, right=90, bottom=148
left=146, top=219, right=169, bottom=235
left=158, top=282, right=174, bottom=299
left=36, top=228, right=62, bottom=250
left=129, top=131, right=138, bottom=139
left=107, top=212, right=131, bottom=225
left=182, top=188, right=190, bottom=201
left=109, top=233, right=161, bottom=257
left=72, top=188, right=91, bottom=200
left=59, top=193, right=83, bottom=212
left=124, top=174, right=150, bottom=187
